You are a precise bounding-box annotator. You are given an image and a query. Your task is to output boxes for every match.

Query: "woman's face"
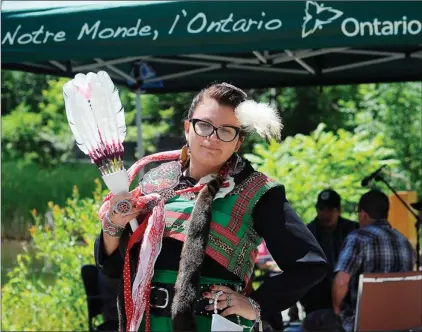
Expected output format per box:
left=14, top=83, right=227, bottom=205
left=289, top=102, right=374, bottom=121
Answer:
left=184, top=97, right=242, bottom=170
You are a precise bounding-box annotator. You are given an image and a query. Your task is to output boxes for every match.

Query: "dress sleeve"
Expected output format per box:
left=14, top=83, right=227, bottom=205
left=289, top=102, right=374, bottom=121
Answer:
left=94, top=231, right=125, bottom=278
left=250, top=186, right=329, bottom=321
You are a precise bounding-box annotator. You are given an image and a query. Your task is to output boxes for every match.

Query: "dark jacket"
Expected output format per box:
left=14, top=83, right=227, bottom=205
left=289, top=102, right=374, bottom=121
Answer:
left=307, top=217, right=358, bottom=268
left=301, top=217, right=358, bottom=313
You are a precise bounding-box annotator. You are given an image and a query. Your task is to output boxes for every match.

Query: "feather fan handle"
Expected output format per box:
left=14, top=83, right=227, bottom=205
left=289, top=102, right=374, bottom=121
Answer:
left=235, top=100, right=283, bottom=141
left=63, top=71, right=127, bottom=175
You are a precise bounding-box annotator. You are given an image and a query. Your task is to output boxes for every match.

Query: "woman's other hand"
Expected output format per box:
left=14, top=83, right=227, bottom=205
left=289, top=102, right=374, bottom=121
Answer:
left=203, top=285, right=259, bottom=321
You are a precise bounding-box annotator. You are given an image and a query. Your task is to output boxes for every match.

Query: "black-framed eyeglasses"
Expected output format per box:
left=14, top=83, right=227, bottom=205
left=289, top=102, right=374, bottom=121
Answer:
left=189, top=118, right=241, bottom=142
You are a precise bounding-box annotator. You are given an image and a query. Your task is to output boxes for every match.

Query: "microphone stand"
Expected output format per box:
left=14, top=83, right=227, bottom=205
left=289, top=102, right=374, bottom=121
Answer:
left=375, top=173, right=422, bottom=271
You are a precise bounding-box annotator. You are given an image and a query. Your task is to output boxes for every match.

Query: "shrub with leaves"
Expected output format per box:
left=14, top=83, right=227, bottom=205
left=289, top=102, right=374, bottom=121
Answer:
left=1, top=180, right=104, bottom=331
left=1, top=160, right=100, bottom=239
left=245, top=123, right=399, bottom=222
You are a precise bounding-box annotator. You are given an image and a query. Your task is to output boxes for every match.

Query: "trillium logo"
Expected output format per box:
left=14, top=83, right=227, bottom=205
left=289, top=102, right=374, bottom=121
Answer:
left=302, top=1, right=422, bottom=38
left=302, top=1, right=343, bottom=38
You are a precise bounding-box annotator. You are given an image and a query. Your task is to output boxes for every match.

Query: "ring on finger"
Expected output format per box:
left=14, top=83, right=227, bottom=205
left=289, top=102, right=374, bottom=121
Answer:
left=114, top=199, right=133, bottom=215
left=109, top=209, right=118, bottom=218
left=226, top=293, right=232, bottom=307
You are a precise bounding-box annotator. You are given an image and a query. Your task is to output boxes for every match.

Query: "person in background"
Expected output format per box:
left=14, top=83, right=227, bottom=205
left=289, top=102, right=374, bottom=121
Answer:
left=256, top=241, right=281, bottom=276
left=254, top=241, right=284, bottom=331
left=410, top=198, right=421, bottom=269
left=97, top=272, right=119, bottom=331
left=411, top=198, right=421, bottom=216
left=303, top=190, right=416, bottom=332
left=301, top=189, right=358, bottom=314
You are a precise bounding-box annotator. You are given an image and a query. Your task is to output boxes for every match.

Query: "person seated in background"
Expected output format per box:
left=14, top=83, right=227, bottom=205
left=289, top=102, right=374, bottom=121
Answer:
left=97, top=272, right=119, bottom=331
left=411, top=198, right=422, bottom=218
left=411, top=199, right=422, bottom=209
left=300, top=189, right=357, bottom=314
left=410, top=198, right=422, bottom=271
left=303, top=189, right=416, bottom=332
left=254, top=242, right=284, bottom=331
left=256, top=241, right=281, bottom=276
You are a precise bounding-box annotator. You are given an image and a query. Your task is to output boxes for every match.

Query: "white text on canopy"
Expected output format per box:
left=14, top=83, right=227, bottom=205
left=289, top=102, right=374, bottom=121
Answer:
left=1, top=10, right=283, bottom=46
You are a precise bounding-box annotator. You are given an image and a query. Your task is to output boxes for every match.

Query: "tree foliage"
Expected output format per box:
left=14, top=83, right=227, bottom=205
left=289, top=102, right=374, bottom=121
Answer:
left=338, top=83, right=422, bottom=193
left=245, top=124, right=399, bottom=222
left=2, top=77, right=74, bottom=166
left=256, top=83, right=422, bottom=193
left=1, top=71, right=57, bottom=115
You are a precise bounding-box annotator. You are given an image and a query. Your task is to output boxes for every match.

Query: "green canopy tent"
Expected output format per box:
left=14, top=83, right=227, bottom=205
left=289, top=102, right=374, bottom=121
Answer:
left=2, top=0, right=422, bottom=91
left=2, top=0, right=422, bottom=161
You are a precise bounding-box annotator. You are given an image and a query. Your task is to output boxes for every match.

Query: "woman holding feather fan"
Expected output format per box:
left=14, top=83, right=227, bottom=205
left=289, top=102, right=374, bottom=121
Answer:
left=91, top=82, right=328, bottom=332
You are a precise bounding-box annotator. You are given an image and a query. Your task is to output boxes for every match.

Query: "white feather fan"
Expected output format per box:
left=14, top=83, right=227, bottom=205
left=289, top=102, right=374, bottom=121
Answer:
left=63, top=71, right=138, bottom=231
left=63, top=71, right=126, bottom=175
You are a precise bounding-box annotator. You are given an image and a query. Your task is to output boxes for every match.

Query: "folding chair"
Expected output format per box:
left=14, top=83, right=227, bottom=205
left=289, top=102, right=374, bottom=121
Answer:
left=354, top=271, right=422, bottom=332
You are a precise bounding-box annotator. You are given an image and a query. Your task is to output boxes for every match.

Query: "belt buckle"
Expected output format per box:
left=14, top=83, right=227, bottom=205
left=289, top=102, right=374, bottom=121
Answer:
left=150, top=286, right=169, bottom=309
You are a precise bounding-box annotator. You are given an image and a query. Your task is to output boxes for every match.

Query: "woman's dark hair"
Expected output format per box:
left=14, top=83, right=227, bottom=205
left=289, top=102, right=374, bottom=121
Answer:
left=187, top=82, right=248, bottom=119
left=358, top=190, right=390, bottom=219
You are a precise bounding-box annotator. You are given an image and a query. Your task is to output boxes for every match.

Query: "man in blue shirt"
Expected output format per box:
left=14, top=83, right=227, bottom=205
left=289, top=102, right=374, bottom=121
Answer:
left=303, top=190, right=415, bottom=332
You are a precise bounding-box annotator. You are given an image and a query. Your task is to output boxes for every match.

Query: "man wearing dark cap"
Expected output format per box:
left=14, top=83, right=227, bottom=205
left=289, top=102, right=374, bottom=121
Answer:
left=301, top=189, right=358, bottom=314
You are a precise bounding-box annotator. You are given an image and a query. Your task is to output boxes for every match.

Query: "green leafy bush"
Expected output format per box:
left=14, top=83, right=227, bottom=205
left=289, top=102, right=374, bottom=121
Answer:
left=245, top=123, right=398, bottom=222
left=1, top=160, right=100, bottom=239
left=1, top=181, right=104, bottom=331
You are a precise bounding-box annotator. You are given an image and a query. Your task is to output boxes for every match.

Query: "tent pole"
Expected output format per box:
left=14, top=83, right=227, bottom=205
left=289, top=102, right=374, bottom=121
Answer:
left=136, top=88, right=144, bottom=181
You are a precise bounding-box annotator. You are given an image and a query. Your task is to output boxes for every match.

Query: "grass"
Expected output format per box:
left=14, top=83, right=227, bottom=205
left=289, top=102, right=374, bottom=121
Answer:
left=1, top=239, right=57, bottom=286
left=1, top=239, right=26, bottom=285
left=1, top=160, right=100, bottom=239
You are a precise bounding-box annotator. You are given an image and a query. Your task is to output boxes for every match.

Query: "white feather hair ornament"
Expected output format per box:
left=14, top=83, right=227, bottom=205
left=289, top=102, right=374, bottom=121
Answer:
left=63, top=71, right=137, bottom=230
left=235, top=100, right=283, bottom=140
